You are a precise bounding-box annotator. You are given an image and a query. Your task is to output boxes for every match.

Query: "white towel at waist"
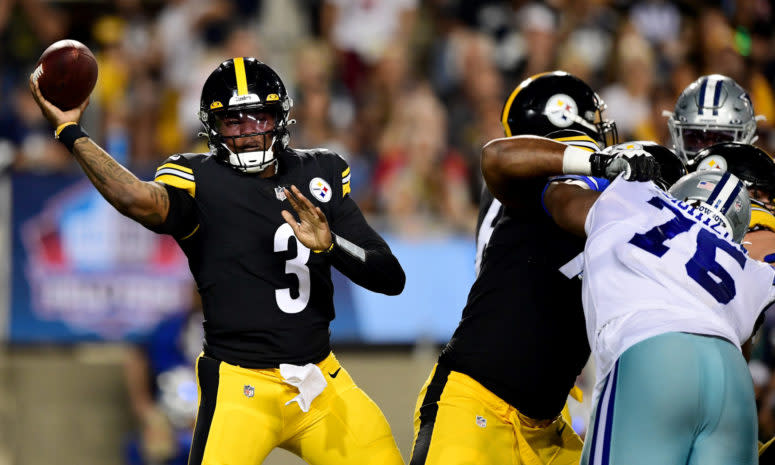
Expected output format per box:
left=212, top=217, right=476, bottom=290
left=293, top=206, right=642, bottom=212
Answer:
left=279, top=363, right=328, bottom=412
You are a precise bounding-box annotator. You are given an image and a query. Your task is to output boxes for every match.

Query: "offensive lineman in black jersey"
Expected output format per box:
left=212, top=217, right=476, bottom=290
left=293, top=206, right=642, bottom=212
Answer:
left=409, top=72, right=618, bottom=465
left=30, top=58, right=406, bottom=465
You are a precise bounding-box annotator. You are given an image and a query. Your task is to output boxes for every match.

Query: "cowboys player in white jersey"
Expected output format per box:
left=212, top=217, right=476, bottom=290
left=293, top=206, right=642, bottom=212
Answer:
left=481, top=135, right=775, bottom=465
left=669, top=75, right=775, bottom=459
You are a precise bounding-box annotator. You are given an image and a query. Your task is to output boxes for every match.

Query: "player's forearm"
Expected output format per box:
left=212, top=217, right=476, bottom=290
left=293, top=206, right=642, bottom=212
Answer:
left=71, top=137, right=169, bottom=226
left=481, top=136, right=566, bottom=205
left=328, top=235, right=406, bottom=295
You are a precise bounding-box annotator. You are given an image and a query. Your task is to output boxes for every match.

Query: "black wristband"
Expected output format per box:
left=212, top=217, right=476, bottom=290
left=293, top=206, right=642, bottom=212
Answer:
left=56, top=124, right=89, bottom=152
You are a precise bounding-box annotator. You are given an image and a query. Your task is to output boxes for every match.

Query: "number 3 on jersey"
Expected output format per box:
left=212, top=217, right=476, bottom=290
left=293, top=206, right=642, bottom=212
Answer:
left=274, top=223, right=311, bottom=313
left=628, top=196, right=746, bottom=304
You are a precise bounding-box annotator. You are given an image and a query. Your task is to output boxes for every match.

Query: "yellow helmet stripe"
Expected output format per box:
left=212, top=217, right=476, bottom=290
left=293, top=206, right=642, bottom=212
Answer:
left=501, top=72, right=553, bottom=137
left=233, top=57, right=248, bottom=96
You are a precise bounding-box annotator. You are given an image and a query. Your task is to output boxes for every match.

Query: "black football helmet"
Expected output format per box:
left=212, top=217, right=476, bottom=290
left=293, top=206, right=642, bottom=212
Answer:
left=199, top=57, right=293, bottom=173
left=693, top=142, right=775, bottom=206
left=501, top=71, right=618, bottom=147
left=603, top=141, right=687, bottom=189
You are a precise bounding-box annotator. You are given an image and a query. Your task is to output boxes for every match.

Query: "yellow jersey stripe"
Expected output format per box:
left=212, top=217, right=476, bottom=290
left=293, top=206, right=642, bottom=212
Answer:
left=155, top=174, right=196, bottom=197
left=234, top=57, right=248, bottom=96
left=343, top=182, right=351, bottom=197
left=342, top=166, right=351, bottom=177
left=156, top=162, right=193, bottom=175
left=553, top=135, right=597, bottom=144
left=181, top=224, right=200, bottom=240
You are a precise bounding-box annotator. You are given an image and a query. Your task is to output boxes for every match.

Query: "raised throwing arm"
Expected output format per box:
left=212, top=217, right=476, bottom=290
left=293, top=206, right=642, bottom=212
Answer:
left=29, top=74, right=170, bottom=227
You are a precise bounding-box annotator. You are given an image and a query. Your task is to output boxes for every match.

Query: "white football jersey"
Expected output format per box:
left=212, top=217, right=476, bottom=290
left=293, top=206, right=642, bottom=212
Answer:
left=582, top=176, right=775, bottom=382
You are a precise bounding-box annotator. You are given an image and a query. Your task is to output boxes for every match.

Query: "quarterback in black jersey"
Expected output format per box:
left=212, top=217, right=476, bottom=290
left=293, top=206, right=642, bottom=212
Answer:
left=410, top=72, right=618, bottom=465
left=31, top=58, right=405, bottom=465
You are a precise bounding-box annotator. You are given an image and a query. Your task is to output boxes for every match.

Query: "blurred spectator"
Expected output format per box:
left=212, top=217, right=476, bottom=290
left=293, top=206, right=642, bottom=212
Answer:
left=124, top=287, right=203, bottom=465
left=557, top=0, right=619, bottom=87
left=517, top=2, right=560, bottom=79
left=374, top=84, right=476, bottom=237
left=3, top=83, right=72, bottom=172
left=321, top=0, right=418, bottom=96
left=600, top=27, right=656, bottom=141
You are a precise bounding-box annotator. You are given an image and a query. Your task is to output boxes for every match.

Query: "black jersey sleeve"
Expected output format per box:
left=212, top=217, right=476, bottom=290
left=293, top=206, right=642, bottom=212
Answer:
left=144, top=155, right=199, bottom=238
left=324, top=154, right=405, bottom=295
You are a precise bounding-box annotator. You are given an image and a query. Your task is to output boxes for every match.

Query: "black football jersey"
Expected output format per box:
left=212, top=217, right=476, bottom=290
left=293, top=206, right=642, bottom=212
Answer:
left=148, top=148, right=404, bottom=367
left=440, top=132, right=600, bottom=420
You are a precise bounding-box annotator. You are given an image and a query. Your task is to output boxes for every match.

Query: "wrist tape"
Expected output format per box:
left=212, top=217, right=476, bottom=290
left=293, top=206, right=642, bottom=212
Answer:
left=561, top=145, right=593, bottom=175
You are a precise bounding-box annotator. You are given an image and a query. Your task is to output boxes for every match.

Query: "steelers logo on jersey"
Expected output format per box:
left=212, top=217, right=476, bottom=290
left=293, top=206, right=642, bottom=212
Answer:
left=544, top=94, right=578, bottom=128
left=309, top=177, right=332, bottom=203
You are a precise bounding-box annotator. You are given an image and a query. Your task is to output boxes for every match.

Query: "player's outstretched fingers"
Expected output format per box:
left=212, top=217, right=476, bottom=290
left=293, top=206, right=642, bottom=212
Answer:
left=281, top=209, right=301, bottom=234
left=290, top=185, right=318, bottom=214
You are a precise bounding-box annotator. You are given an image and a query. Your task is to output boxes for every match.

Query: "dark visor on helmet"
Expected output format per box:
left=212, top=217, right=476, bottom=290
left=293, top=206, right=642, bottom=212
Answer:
left=681, top=129, right=736, bottom=154
left=215, top=108, right=277, bottom=134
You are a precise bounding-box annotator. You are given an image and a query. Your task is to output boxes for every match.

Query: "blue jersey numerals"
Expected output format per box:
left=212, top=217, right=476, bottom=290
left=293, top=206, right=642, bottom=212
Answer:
left=628, top=196, right=746, bottom=304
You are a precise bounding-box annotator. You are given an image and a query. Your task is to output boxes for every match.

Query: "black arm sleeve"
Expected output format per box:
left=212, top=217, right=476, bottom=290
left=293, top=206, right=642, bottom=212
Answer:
left=143, top=183, right=198, bottom=238
left=327, top=195, right=405, bottom=295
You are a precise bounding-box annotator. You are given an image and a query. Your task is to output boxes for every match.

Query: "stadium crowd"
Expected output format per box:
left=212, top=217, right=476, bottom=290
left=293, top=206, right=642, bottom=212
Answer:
left=3, top=0, right=775, bottom=449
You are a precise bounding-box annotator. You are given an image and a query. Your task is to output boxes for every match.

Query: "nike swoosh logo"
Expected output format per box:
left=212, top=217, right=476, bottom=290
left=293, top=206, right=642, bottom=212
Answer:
left=329, top=367, right=341, bottom=378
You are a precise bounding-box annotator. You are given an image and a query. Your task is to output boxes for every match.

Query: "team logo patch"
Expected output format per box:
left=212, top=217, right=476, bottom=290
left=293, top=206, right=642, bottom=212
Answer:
left=476, top=415, right=487, bottom=428
left=274, top=186, right=287, bottom=201
left=696, top=155, right=728, bottom=173
left=244, top=385, right=255, bottom=398
left=544, top=94, right=578, bottom=128
left=309, top=178, right=332, bottom=203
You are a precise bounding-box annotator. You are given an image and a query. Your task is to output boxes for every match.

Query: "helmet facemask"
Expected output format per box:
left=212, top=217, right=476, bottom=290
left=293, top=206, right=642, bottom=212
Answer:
left=667, top=119, right=756, bottom=166
left=591, top=99, right=619, bottom=148
left=203, top=103, right=289, bottom=173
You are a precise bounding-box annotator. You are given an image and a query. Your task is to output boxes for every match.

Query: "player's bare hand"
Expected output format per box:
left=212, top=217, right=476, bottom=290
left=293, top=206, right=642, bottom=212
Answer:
left=28, top=73, right=89, bottom=128
left=281, top=185, right=333, bottom=251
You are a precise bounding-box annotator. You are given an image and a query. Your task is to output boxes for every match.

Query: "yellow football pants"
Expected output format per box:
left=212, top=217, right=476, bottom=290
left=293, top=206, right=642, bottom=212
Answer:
left=189, top=352, right=404, bottom=465
left=410, top=364, right=583, bottom=465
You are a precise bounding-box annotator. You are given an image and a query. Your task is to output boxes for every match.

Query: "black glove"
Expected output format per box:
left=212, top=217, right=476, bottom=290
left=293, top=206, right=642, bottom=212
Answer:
left=590, top=151, right=661, bottom=182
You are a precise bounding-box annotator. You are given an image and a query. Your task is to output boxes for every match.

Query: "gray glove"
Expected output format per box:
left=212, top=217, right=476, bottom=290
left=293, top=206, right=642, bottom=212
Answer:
left=590, top=151, right=661, bottom=182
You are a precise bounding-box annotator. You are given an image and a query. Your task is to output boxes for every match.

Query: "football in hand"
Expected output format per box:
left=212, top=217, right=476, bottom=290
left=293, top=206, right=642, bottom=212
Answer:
left=33, top=39, right=98, bottom=110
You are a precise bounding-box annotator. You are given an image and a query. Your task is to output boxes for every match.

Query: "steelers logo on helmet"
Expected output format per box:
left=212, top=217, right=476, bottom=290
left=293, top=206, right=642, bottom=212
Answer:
left=309, top=177, right=332, bottom=203
left=696, top=154, right=729, bottom=173
left=544, top=94, right=578, bottom=129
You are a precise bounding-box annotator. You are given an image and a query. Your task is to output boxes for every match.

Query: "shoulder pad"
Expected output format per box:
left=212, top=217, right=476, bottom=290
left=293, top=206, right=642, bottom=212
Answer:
left=291, top=147, right=334, bottom=157
left=750, top=205, right=775, bottom=232
left=154, top=153, right=200, bottom=197
left=547, top=129, right=601, bottom=152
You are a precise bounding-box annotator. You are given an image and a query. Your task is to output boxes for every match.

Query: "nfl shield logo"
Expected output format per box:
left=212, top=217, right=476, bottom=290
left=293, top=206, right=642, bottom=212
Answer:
left=475, top=415, right=487, bottom=428
left=244, top=385, right=255, bottom=398
left=275, top=186, right=287, bottom=201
